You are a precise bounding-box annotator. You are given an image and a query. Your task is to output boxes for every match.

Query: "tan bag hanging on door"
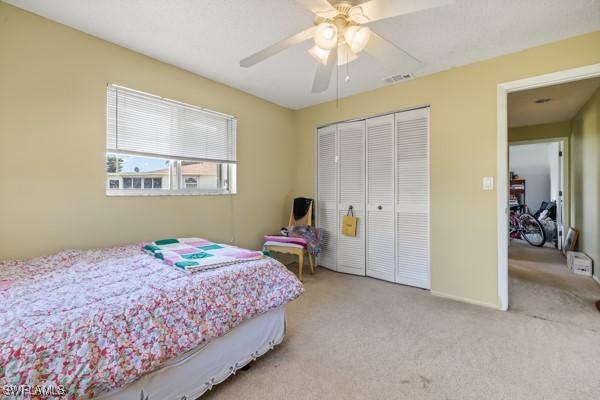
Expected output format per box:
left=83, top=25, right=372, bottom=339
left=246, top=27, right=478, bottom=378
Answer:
left=342, top=206, right=358, bottom=237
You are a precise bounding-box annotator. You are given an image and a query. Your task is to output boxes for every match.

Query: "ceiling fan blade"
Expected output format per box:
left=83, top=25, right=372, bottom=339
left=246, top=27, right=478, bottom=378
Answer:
left=312, top=48, right=338, bottom=93
left=363, top=31, right=421, bottom=73
left=349, top=0, right=452, bottom=23
left=295, top=0, right=338, bottom=18
left=240, top=26, right=316, bottom=68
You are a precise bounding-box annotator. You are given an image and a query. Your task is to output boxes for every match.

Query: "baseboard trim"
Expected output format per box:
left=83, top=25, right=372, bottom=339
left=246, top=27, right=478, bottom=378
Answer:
left=431, top=290, right=501, bottom=310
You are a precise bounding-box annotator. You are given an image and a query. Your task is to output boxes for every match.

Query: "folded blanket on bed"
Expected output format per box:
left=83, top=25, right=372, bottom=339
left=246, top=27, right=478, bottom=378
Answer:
left=143, top=237, right=263, bottom=272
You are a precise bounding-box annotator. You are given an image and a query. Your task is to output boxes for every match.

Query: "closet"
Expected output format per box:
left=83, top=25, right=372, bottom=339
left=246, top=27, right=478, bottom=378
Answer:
left=316, top=107, right=430, bottom=289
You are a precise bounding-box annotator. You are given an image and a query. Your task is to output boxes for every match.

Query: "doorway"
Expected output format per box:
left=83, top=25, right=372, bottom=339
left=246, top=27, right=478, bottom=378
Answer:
left=508, top=138, right=566, bottom=250
left=497, top=64, right=600, bottom=313
left=505, top=137, right=599, bottom=327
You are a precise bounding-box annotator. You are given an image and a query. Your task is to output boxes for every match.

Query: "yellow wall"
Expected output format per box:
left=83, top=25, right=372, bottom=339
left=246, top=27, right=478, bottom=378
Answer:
left=0, top=3, right=295, bottom=260
left=570, top=88, right=600, bottom=279
left=508, top=121, right=571, bottom=142
left=293, top=31, right=600, bottom=308
left=2, top=2, right=600, bottom=306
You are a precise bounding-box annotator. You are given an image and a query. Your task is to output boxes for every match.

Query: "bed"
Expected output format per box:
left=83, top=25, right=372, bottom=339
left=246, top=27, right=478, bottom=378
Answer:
left=0, top=242, right=303, bottom=399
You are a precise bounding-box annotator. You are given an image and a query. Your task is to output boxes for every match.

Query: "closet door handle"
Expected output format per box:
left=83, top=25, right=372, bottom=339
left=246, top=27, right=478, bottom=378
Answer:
left=377, top=205, right=383, bottom=210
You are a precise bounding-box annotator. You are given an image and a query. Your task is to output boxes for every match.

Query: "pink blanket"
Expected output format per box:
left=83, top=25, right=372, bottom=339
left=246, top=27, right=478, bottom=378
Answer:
left=0, top=245, right=303, bottom=399
left=263, top=235, right=307, bottom=247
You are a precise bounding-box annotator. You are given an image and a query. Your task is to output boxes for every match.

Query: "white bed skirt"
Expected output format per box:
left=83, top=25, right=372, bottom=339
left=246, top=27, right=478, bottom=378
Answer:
left=98, top=306, right=285, bottom=400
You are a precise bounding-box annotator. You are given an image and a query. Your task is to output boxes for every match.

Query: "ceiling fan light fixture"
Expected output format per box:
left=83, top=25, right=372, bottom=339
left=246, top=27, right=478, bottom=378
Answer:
left=344, top=25, right=370, bottom=54
left=314, top=22, right=338, bottom=50
left=308, top=45, right=331, bottom=65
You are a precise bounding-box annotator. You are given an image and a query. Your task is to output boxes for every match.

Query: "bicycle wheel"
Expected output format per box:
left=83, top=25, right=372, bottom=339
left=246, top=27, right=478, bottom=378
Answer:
left=519, top=213, right=546, bottom=247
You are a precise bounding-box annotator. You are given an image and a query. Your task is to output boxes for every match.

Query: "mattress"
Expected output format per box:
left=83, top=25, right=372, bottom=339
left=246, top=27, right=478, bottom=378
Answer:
left=0, top=245, right=303, bottom=399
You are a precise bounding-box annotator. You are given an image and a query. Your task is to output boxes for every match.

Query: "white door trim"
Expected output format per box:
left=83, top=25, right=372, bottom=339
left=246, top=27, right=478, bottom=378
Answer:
left=497, top=63, right=600, bottom=311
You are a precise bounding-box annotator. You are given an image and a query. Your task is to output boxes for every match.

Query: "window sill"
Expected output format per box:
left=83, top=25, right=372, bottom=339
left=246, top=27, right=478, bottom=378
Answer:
left=106, top=189, right=235, bottom=197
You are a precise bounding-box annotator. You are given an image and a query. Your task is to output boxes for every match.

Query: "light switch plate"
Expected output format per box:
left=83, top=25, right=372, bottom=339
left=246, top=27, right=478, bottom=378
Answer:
left=483, top=176, right=494, bottom=191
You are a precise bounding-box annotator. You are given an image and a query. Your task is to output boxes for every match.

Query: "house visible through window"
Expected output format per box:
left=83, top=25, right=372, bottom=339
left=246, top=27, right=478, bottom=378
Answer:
left=106, top=154, right=171, bottom=191
left=106, top=85, right=237, bottom=195
left=185, top=177, right=198, bottom=189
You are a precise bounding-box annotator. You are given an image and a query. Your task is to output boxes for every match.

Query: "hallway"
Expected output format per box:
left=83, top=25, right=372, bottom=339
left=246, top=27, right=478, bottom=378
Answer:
left=509, top=241, right=600, bottom=332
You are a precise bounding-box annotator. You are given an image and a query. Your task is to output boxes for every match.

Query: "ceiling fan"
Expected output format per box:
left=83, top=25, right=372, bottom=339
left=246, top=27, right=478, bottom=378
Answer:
left=240, top=0, right=452, bottom=93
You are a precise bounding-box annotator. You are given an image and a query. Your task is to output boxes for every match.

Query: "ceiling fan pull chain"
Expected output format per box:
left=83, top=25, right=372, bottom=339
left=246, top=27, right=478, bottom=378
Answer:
left=345, top=49, right=350, bottom=83
left=336, top=54, right=339, bottom=108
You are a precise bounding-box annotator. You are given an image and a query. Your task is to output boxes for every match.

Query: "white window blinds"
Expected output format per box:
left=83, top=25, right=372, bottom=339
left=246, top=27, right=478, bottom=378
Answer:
left=106, top=85, right=237, bottom=163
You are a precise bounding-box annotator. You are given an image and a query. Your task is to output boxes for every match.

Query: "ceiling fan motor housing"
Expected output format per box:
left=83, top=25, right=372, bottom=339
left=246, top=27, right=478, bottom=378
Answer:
left=333, top=1, right=354, bottom=16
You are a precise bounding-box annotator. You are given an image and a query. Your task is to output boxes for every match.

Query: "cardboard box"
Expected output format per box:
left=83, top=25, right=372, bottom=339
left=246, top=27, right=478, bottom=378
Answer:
left=567, top=251, right=593, bottom=276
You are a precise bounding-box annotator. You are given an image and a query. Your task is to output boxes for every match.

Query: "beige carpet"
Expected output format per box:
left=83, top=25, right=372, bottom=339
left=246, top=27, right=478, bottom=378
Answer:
left=203, top=253, right=600, bottom=400
left=509, top=241, right=600, bottom=331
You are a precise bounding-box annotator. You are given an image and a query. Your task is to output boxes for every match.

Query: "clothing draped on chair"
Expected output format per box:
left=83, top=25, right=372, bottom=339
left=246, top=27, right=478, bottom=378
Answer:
left=293, top=197, right=313, bottom=222
left=262, top=197, right=322, bottom=281
left=287, top=225, right=322, bottom=256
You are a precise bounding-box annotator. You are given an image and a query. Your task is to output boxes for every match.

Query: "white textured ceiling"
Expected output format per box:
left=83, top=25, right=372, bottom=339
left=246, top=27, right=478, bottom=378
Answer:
left=5, top=0, right=600, bottom=109
left=508, top=77, right=600, bottom=128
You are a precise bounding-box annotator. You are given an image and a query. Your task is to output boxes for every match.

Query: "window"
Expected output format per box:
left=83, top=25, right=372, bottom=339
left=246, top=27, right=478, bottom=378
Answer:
left=106, top=85, right=237, bottom=195
left=105, top=154, right=231, bottom=192
left=184, top=177, right=198, bottom=189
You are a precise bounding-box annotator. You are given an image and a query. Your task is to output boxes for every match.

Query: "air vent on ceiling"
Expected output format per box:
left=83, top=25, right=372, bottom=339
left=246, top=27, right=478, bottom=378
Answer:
left=384, top=73, right=414, bottom=84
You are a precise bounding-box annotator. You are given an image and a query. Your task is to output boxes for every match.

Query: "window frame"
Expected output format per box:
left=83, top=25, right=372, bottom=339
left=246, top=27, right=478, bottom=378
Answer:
left=105, top=84, right=237, bottom=197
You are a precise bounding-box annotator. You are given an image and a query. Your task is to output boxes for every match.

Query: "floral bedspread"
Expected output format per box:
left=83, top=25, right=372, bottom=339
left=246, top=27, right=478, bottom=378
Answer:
left=0, top=245, right=303, bottom=399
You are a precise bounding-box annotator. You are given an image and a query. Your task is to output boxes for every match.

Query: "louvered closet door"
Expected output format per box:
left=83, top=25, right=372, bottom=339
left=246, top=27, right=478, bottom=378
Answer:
left=395, top=108, right=430, bottom=289
left=366, top=114, right=395, bottom=282
left=317, top=125, right=338, bottom=270
left=337, top=120, right=366, bottom=276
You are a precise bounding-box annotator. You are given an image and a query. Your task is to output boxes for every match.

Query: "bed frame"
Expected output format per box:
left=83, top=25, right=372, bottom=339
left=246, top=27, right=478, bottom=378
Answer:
left=98, top=307, right=285, bottom=400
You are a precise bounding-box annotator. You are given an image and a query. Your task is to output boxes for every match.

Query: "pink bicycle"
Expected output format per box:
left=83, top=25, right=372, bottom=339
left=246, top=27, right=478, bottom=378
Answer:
left=509, top=206, right=546, bottom=247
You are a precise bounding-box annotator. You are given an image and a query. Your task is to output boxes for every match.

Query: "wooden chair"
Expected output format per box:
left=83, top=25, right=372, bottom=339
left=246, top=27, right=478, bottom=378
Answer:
left=264, top=202, right=315, bottom=281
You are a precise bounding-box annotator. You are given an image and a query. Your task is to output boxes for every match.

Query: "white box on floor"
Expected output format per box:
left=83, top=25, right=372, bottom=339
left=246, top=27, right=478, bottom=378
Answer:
left=567, top=251, right=593, bottom=276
